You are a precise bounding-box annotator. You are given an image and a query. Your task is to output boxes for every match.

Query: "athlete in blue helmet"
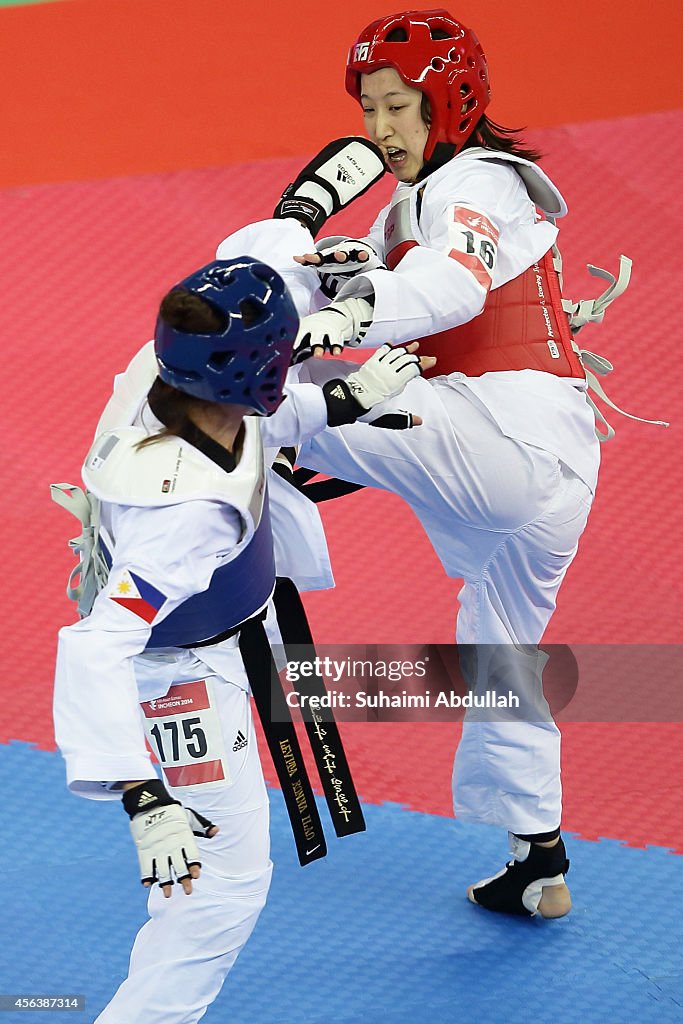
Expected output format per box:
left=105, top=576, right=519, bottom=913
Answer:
left=52, top=256, right=432, bottom=1024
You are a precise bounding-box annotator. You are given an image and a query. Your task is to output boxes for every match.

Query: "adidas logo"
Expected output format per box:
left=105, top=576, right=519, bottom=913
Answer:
left=137, top=790, right=157, bottom=807
left=233, top=730, right=248, bottom=752
left=337, top=165, right=354, bottom=184
left=329, top=384, right=347, bottom=400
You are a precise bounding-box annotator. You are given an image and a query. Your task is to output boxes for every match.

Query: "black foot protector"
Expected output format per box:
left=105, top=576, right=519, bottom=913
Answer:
left=469, top=833, right=570, bottom=916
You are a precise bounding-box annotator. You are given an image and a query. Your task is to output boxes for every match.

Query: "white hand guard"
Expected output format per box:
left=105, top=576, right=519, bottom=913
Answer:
left=129, top=802, right=202, bottom=887
left=314, top=236, right=386, bottom=299
left=122, top=779, right=216, bottom=889
left=293, top=296, right=374, bottom=363
left=345, top=344, right=421, bottom=410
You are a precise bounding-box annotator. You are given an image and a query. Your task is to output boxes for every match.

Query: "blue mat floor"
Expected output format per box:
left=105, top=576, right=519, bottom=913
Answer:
left=1, top=741, right=682, bottom=1024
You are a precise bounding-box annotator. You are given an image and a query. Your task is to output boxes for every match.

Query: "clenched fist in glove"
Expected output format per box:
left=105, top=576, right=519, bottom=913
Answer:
left=122, top=778, right=219, bottom=897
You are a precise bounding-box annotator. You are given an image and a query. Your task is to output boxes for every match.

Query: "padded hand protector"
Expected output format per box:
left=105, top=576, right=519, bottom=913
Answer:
left=345, top=344, right=421, bottom=410
left=292, top=296, right=374, bottom=363
left=123, top=779, right=215, bottom=888
left=322, top=344, right=421, bottom=427
left=314, top=236, right=386, bottom=299
left=274, top=138, right=385, bottom=236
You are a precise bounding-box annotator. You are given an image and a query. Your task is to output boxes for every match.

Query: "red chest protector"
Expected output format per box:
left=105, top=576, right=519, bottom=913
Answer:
left=420, top=248, right=585, bottom=381
left=381, top=179, right=666, bottom=440
left=409, top=247, right=585, bottom=385
left=383, top=189, right=583, bottom=380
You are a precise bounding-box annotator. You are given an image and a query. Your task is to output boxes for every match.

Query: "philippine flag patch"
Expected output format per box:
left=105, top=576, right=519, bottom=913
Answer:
left=107, top=569, right=167, bottom=623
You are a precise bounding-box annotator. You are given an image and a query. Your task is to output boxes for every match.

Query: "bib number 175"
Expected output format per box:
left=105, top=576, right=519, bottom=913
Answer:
left=140, top=679, right=230, bottom=791
left=148, top=717, right=208, bottom=761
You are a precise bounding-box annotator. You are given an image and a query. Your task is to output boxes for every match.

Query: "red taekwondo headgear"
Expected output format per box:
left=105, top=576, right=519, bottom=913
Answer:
left=346, top=9, right=490, bottom=162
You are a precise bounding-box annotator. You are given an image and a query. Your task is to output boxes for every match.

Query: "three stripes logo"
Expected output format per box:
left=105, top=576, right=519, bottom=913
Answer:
left=233, top=730, right=248, bottom=752
left=337, top=164, right=355, bottom=184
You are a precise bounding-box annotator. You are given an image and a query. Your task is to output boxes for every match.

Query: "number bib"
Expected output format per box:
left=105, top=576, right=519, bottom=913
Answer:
left=140, top=678, right=231, bottom=792
left=446, top=206, right=499, bottom=289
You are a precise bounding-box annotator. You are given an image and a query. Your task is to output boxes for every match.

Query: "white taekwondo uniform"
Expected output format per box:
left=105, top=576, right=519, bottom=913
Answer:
left=216, top=154, right=600, bottom=837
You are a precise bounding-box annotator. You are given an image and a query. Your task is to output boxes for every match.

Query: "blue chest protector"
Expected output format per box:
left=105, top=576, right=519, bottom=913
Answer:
left=151, top=500, right=275, bottom=649
left=99, top=501, right=275, bottom=649
left=98, top=499, right=275, bottom=650
left=77, top=422, right=277, bottom=647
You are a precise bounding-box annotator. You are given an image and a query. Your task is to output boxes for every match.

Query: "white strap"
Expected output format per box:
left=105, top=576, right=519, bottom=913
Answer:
left=50, top=483, right=109, bottom=615
left=562, top=255, right=632, bottom=333
left=50, top=482, right=93, bottom=526
left=554, top=254, right=669, bottom=441
left=578, top=349, right=670, bottom=442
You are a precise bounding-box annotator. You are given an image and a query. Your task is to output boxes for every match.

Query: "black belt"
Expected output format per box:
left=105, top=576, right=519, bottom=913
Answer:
left=180, top=580, right=365, bottom=865
left=272, top=578, right=365, bottom=840
left=238, top=614, right=328, bottom=866
left=176, top=609, right=267, bottom=650
left=292, top=467, right=365, bottom=503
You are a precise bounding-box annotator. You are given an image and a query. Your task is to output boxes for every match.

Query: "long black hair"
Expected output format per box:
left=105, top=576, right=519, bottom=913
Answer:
left=461, top=114, right=541, bottom=163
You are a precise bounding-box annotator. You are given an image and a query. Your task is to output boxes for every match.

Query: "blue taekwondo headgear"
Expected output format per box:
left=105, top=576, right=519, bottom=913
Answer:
left=154, top=258, right=299, bottom=415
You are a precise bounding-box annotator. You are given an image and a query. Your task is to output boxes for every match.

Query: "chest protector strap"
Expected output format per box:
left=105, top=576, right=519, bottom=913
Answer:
left=50, top=483, right=109, bottom=617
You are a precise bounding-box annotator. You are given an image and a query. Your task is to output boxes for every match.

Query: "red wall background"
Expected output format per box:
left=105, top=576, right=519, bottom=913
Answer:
left=1, top=0, right=681, bottom=187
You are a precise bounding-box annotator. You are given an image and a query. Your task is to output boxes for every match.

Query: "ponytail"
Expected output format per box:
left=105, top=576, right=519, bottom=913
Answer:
left=136, top=376, right=206, bottom=449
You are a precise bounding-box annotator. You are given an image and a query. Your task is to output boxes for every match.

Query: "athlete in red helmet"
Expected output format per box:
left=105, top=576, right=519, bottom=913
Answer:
left=345, top=9, right=491, bottom=168
left=217, top=10, right=658, bottom=921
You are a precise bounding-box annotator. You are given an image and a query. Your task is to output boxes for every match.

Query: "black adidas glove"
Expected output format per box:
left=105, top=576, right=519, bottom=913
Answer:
left=274, top=137, right=385, bottom=237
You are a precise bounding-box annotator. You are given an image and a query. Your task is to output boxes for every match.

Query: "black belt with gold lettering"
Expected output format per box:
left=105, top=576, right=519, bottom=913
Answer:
left=238, top=579, right=365, bottom=867
left=273, top=578, right=365, bottom=841
left=238, top=614, right=327, bottom=866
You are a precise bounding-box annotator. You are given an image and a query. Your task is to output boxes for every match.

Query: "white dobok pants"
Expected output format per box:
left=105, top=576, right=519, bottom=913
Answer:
left=298, top=365, right=595, bottom=835
left=96, top=664, right=272, bottom=1024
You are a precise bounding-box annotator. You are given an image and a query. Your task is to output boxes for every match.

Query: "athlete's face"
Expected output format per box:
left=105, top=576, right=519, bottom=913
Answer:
left=360, top=68, right=429, bottom=183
